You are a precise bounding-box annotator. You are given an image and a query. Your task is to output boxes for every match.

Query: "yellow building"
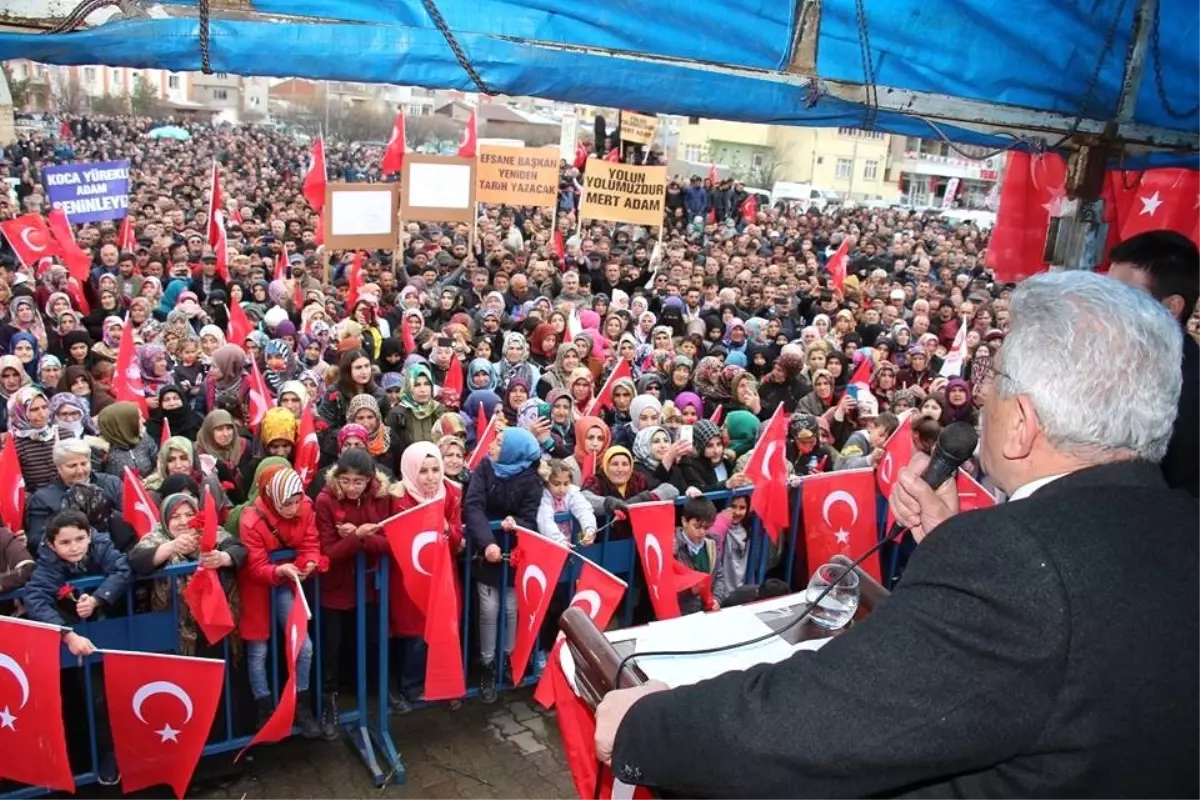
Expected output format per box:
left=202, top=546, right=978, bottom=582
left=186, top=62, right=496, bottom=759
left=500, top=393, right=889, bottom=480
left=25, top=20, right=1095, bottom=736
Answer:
left=674, top=118, right=899, bottom=201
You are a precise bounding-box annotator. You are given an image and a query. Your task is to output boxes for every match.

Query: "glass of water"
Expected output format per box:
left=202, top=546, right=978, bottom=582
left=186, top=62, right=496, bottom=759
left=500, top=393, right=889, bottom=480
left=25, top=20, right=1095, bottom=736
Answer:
left=805, top=563, right=860, bottom=630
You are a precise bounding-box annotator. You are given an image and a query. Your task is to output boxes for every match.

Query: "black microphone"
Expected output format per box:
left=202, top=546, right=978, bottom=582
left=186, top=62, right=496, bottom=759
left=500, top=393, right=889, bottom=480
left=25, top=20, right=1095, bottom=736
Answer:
left=883, top=421, right=979, bottom=541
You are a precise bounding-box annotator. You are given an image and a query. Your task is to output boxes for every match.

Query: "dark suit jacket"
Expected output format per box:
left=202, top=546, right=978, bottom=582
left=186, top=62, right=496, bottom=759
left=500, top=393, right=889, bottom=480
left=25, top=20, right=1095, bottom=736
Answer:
left=611, top=460, right=1199, bottom=798
left=1163, top=332, right=1198, bottom=497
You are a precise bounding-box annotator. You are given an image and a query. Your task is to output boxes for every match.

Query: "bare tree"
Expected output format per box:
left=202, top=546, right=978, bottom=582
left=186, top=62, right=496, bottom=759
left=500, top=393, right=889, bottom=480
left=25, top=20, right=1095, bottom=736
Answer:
left=271, top=95, right=323, bottom=134
left=90, top=93, right=127, bottom=115
left=130, top=74, right=157, bottom=116
left=518, top=126, right=563, bottom=148
left=335, top=104, right=393, bottom=142
left=749, top=148, right=789, bottom=188
left=406, top=114, right=459, bottom=149
left=53, top=71, right=87, bottom=115
left=2, top=64, right=32, bottom=111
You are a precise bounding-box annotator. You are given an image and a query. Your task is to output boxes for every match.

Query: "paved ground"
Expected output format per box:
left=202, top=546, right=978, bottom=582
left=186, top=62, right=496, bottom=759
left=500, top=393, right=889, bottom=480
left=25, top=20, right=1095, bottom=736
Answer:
left=194, top=689, right=573, bottom=799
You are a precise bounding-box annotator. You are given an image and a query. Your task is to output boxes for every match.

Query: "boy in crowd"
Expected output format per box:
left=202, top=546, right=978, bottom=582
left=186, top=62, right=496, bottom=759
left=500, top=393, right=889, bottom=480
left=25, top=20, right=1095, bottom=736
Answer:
left=836, top=410, right=900, bottom=471
left=674, top=497, right=722, bottom=615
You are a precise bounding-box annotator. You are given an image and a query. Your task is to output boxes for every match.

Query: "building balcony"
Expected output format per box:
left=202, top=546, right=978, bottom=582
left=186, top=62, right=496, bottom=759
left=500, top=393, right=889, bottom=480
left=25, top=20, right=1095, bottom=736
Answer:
left=898, top=150, right=1001, bottom=181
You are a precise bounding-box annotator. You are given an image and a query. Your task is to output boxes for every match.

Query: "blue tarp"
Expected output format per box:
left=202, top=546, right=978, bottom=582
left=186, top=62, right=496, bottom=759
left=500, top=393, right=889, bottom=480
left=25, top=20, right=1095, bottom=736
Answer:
left=0, top=0, right=1195, bottom=157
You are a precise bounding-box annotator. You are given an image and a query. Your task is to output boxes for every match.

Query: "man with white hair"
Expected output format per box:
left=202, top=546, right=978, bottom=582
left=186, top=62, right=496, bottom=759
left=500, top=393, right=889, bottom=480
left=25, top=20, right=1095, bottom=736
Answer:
left=595, top=272, right=1197, bottom=798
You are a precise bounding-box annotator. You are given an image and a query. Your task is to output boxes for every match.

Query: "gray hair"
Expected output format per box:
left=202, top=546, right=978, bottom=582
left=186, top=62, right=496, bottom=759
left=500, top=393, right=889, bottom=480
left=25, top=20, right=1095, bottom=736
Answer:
left=998, top=271, right=1182, bottom=463
left=53, top=438, right=91, bottom=466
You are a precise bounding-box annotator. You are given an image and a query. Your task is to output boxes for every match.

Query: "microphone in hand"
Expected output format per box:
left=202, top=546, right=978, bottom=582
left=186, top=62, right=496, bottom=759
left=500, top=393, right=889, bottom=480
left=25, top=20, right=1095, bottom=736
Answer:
left=888, top=421, right=979, bottom=543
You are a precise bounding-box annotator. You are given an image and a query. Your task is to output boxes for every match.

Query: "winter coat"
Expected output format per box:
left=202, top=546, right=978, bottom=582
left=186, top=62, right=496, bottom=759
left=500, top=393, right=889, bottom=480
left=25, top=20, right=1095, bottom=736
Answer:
left=236, top=495, right=327, bottom=641
left=673, top=527, right=721, bottom=616
left=314, top=468, right=399, bottom=610
left=25, top=473, right=124, bottom=554
left=678, top=455, right=737, bottom=495
left=710, top=515, right=749, bottom=603
left=464, top=459, right=541, bottom=587
left=389, top=481, right=464, bottom=637
left=537, top=486, right=597, bottom=545
left=23, top=531, right=132, bottom=627
left=0, top=527, right=35, bottom=608
left=14, top=436, right=57, bottom=495
left=99, top=435, right=159, bottom=479
left=317, top=383, right=389, bottom=431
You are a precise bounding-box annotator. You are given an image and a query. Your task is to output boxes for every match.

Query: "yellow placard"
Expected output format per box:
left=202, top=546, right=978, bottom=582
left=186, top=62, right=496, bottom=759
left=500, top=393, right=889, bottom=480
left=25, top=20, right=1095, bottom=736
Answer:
left=620, top=111, right=659, bottom=145
left=579, top=158, right=667, bottom=227
left=476, top=146, right=560, bottom=207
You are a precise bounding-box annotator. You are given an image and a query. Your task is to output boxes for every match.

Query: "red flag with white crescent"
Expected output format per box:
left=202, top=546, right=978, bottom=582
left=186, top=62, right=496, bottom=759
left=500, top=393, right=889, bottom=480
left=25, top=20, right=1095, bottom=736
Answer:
left=123, top=466, right=161, bottom=540
left=423, top=533, right=466, bottom=700
left=0, top=433, right=25, bottom=533
left=303, top=136, right=328, bottom=211
left=443, top=353, right=464, bottom=398
left=0, top=616, right=75, bottom=792
left=0, top=214, right=59, bottom=270
left=627, top=500, right=683, bottom=620
left=985, top=151, right=1068, bottom=283
left=293, top=405, right=320, bottom=488
left=247, top=359, right=271, bottom=431
left=226, top=299, right=253, bottom=350
left=381, top=110, right=407, bottom=174
left=741, top=404, right=788, bottom=543
left=801, top=468, right=880, bottom=582
left=456, top=109, right=477, bottom=158
left=113, top=316, right=149, bottom=418
left=876, top=411, right=915, bottom=503
left=510, top=528, right=571, bottom=685
left=1116, top=168, right=1200, bottom=245
left=380, top=498, right=446, bottom=615
left=181, top=486, right=234, bottom=645
left=103, top=650, right=225, bottom=799
left=956, top=469, right=997, bottom=513
left=211, top=210, right=230, bottom=282
left=46, top=209, right=93, bottom=285
left=586, top=358, right=633, bottom=417
left=825, top=236, right=851, bottom=295
left=118, top=214, right=136, bottom=251
left=467, top=411, right=500, bottom=470
left=238, top=582, right=309, bottom=758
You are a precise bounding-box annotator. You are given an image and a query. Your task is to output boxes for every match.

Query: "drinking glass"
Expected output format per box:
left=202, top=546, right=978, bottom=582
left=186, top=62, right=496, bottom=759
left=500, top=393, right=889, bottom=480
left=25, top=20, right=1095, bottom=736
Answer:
left=804, top=563, right=860, bottom=630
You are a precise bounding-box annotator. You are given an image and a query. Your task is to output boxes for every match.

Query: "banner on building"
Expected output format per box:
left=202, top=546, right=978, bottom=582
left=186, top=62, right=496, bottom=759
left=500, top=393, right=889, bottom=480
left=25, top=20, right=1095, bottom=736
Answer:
left=477, top=146, right=560, bottom=207
left=579, top=158, right=667, bottom=227
left=43, top=160, right=130, bottom=223
left=559, top=111, right=579, bottom=164
left=620, top=112, right=659, bottom=146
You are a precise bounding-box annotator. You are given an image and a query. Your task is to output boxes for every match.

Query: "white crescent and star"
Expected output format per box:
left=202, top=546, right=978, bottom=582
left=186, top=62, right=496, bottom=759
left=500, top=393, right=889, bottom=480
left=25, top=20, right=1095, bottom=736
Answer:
left=521, top=565, right=548, bottom=630
left=411, top=531, right=437, bottom=577
left=1138, top=191, right=1164, bottom=217
left=759, top=442, right=779, bottom=481
left=822, top=490, right=859, bottom=547
left=132, top=680, right=193, bottom=744
left=0, top=652, right=31, bottom=730
left=643, top=534, right=663, bottom=599
left=570, top=589, right=602, bottom=620
left=879, top=453, right=894, bottom=486
left=19, top=227, right=46, bottom=253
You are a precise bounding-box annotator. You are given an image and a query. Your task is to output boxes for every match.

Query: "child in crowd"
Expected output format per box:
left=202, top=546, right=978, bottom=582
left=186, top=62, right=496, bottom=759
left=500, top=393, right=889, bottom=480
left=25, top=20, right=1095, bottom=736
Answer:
left=172, top=337, right=206, bottom=408
left=537, top=459, right=597, bottom=546
left=711, top=495, right=751, bottom=604
left=837, top=411, right=900, bottom=471
left=674, top=497, right=722, bottom=615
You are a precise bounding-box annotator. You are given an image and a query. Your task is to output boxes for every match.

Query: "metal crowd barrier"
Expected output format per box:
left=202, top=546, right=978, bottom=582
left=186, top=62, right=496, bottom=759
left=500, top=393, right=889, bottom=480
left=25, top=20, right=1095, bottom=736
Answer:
left=0, top=484, right=901, bottom=797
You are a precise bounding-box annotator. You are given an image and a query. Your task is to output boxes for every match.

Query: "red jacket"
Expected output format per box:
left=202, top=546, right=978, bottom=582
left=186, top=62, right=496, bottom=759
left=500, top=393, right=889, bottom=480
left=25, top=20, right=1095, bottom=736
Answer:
left=314, top=467, right=398, bottom=610
left=237, top=495, right=327, bottom=641
left=388, top=480, right=464, bottom=637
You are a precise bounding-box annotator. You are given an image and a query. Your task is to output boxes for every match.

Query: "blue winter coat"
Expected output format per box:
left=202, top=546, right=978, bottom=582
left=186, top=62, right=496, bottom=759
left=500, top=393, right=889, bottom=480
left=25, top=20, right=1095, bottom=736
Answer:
left=464, top=458, right=542, bottom=587
left=23, top=531, right=132, bottom=627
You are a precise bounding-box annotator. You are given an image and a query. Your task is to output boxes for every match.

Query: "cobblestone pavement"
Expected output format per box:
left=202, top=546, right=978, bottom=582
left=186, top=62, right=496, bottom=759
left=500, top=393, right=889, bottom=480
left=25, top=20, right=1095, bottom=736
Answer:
left=193, top=689, right=573, bottom=799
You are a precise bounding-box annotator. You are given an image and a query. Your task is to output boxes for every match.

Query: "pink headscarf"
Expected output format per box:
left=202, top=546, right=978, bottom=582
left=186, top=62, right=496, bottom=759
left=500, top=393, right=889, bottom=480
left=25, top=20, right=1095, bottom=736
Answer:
left=400, top=440, right=446, bottom=502
left=579, top=309, right=601, bottom=331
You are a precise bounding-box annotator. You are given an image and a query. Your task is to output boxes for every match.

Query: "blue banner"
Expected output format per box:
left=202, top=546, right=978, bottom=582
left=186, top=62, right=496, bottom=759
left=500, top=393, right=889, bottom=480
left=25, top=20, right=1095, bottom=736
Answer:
left=43, top=160, right=131, bottom=223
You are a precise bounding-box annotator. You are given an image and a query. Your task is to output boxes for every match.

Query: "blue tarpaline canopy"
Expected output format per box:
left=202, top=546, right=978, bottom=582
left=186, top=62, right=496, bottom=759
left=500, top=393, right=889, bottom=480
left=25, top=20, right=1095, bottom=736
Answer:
left=0, top=0, right=1195, bottom=165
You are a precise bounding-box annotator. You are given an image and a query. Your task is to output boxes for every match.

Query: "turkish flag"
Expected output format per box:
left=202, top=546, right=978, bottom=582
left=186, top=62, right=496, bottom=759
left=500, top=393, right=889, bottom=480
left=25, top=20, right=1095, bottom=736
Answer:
left=467, top=410, right=499, bottom=470
left=123, top=466, right=160, bottom=540
left=742, top=404, right=789, bottom=543
left=181, top=487, right=234, bottom=645
left=709, top=404, right=724, bottom=424
left=581, top=451, right=597, bottom=483
left=102, top=650, right=225, bottom=799
left=801, top=468, right=880, bottom=582
left=553, top=229, right=565, bottom=263
left=708, top=163, right=719, bottom=185
left=0, top=617, right=74, bottom=792
left=273, top=250, right=288, bottom=283
left=381, top=110, right=407, bottom=174
left=423, top=534, right=466, bottom=701
left=510, top=528, right=570, bottom=685
left=160, top=417, right=172, bottom=449
left=238, top=582, right=309, bottom=758
left=303, top=136, right=328, bottom=212
left=456, top=110, right=477, bottom=158
left=443, top=353, right=464, bottom=398
left=1117, top=168, right=1200, bottom=245
left=846, top=352, right=873, bottom=387
left=0, top=433, right=25, bottom=533
left=0, top=213, right=59, bottom=269
left=313, top=211, right=325, bottom=246
left=825, top=236, right=851, bottom=295
left=344, top=251, right=364, bottom=310
left=293, top=405, right=320, bottom=488
left=45, top=209, right=93, bottom=286
left=574, top=141, right=589, bottom=171
left=875, top=411, right=914, bottom=499
left=475, top=402, right=488, bottom=442
left=381, top=498, right=445, bottom=615
left=939, top=316, right=971, bottom=378
left=229, top=206, right=243, bottom=226
left=247, top=359, right=271, bottom=432
left=401, top=313, right=417, bottom=355
left=956, top=469, right=997, bottom=513
left=118, top=214, right=136, bottom=251
left=603, top=148, right=621, bottom=163
left=672, top=559, right=714, bottom=611
left=227, top=298, right=253, bottom=349
left=586, top=358, right=633, bottom=417
left=985, top=151, right=1067, bottom=283
left=211, top=209, right=230, bottom=282
left=627, top=500, right=682, bottom=620
left=113, top=314, right=149, bottom=418
left=741, top=194, right=757, bottom=224
left=206, top=161, right=224, bottom=248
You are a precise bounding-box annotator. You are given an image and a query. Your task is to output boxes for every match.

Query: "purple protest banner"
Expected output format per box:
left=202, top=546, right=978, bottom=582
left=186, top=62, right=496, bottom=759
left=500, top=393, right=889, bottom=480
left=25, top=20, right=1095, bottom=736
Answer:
left=43, top=160, right=130, bottom=223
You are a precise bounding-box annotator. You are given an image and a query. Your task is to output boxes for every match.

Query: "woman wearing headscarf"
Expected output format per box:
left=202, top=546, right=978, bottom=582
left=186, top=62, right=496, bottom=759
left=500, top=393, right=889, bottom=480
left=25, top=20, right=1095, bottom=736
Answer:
left=58, top=364, right=114, bottom=417
left=535, top=342, right=581, bottom=399
left=463, top=427, right=544, bottom=702
left=197, top=409, right=258, bottom=505
left=725, top=368, right=763, bottom=418
left=128, top=492, right=247, bottom=656
left=678, top=419, right=744, bottom=495
left=90, top=315, right=125, bottom=364
left=724, top=410, right=761, bottom=472
left=499, top=377, right=532, bottom=427
left=8, top=386, right=58, bottom=494
left=60, top=329, right=94, bottom=371
left=944, top=378, right=978, bottom=426
left=38, top=354, right=62, bottom=396
left=144, top=435, right=231, bottom=516
left=691, top=355, right=729, bottom=418
left=237, top=465, right=326, bottom=738
left=223, top=456, right=290, bottom=534
left=796, top=368, right=837, bottom=417
left=543, top=388, right=576, bottom=459
left=581, top=445, right=680, bottom=543
left=527, top=322, right=559, bottom=370
left=467, top=357, right=500, bottom=394
left=496, top=331, right=541, bottom=394
left=314, top=447, right=398, bottom=729
left=387, top=440, right=465, bottom=708
left=138, top=342, right=174, bottom=401
left=661, top=355, right=693, bottom=403
left=9, top=331, right=40, bottom=383
left=388, top=363, right=446, bottom=454
left=346, top=393, right=400, bottom=472
left=563, top=415, right=610, bottom=485
left=0, top=295, right=48, bottom=354
left=567, top=366, right=595, bottom=417
left=146, top=384, right=203, bottom=444
left=203, top=343, right=250, bottom=417
left=632, top=424, right=688, bottom=490
left=97, top=401, right=157, bottom=479
left=759, top=350, right=810, bottom=418
left=49, top=392, right=95, bottom=441
left=612, top=393, right=663, bottom=450
left=602, top=375, right=636, bottom=432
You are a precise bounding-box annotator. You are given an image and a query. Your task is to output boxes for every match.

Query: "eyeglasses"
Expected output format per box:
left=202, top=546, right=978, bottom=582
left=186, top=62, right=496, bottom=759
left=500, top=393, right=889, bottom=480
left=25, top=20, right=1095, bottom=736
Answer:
left=977, top=361, right=1012, bottom=388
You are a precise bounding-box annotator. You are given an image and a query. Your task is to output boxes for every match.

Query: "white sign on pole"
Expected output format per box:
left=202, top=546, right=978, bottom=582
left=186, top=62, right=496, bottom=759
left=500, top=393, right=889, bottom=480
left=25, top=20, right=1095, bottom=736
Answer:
left=559, top=111, right=578, bottom=163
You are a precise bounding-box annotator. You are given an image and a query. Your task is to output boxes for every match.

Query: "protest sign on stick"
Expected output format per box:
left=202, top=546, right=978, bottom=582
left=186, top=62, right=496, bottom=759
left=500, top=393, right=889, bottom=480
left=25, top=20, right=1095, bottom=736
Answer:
left=323, top=183, right=400, bottom=250
left=400, top=155, right=477, bottom=225
left=578, top=158, right=668, bottom=228
left=476, top=147, right=559, bottom=207
left=619, top=111, right=659, bottom=146
left=43, top=160, right=130, bottom=223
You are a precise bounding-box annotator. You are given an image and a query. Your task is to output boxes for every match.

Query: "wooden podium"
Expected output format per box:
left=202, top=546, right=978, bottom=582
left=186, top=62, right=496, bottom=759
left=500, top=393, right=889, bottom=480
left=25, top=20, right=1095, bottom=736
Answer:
left=560, top=559, right=889, bottom=710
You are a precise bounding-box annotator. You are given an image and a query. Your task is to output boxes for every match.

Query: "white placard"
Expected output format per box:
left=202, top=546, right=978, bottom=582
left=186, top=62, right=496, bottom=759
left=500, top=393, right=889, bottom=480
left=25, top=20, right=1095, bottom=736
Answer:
left=329, top=189, right=394, bottom=236
left=407, top=162, right=472, bottom=209
left=559, top=111, right=578, bottom=163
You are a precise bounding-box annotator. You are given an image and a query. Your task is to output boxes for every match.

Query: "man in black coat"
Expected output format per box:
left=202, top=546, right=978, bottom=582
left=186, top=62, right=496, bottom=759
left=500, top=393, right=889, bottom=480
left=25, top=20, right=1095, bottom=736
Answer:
left=1108, top=229, right=1199, bottom=497
left=595, top=272, right=1198, bottom=798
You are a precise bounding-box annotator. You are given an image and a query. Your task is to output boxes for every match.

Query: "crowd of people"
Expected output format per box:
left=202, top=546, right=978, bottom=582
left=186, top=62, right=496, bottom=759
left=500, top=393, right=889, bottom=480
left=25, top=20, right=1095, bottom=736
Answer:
left=0, top=113, right=1196, bottom=787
